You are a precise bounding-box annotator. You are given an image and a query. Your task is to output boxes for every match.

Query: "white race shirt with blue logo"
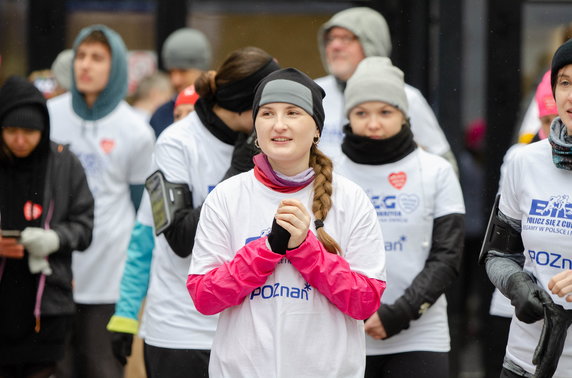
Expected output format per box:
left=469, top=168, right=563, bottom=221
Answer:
left=190, top=171, right=386, bottom=378
left=140, top=112, right=232, bottom=349
left=499, top=139, right=572, bottom=377
left=335, top=148, right=464, bottom=355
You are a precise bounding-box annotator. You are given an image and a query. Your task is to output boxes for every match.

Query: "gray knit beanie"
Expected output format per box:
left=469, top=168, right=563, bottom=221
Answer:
left=51, top=49, right=73, bottom=91
left=318, top=7, right=392, bottom=74
left=344, top=57, right=408, bottom=117
left=162, top=28, right=212, bottom=71
left=253, top=68, right=326, bottom=134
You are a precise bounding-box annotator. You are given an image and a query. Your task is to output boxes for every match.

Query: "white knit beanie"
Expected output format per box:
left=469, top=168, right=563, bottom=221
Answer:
left=344, top=57, right=408, bottom=117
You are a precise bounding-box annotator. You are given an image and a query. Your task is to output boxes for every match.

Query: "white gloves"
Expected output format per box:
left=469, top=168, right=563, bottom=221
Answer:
left=20, top=227, right=60, bottom=275
left=28, top=256, right=52, bottom=275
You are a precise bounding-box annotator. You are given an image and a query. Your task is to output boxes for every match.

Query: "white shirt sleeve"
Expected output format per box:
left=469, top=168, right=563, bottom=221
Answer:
left=498, top=149, right=522, bottom=220
left=189, top=189, right=233, bottom=275
left=337, top=180, right=387, bottom=282
left=128, top=126, right=155, bottom=184
left=153, top=130, right=191, bottom=184
left=433, top=160, right=465, bottom=218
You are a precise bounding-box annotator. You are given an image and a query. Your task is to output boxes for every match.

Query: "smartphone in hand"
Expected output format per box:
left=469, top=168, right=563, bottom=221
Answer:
left=0, top=230, right=24, bottom=259
left=1, top=230, right=21, bottom=238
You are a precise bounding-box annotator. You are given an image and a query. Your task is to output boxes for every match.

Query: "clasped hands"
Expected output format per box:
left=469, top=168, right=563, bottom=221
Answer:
left=268, top=199, right=310, bottom=255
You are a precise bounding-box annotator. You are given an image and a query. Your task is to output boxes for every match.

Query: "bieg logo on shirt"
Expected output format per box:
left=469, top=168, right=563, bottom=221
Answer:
left=529, top=195, right=572, bottom=219
left=367, top=192, right=420, bottom=219
left=524, top=195, right=572, bottom=236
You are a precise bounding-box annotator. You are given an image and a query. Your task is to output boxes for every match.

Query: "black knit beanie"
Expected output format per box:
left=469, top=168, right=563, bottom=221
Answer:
left=1, top=105, right=45, bottom=131
left=252, top=68, right=326, bottom=134
left=551, top=38, right=572, bottom=96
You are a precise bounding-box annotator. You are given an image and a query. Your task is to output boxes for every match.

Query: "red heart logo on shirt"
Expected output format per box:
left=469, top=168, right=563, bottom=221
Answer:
left=23, top=201, right=43, bottom=221
left=388, top=172, right=407, bottom=190
left=100, top=139, right=116, bottom=154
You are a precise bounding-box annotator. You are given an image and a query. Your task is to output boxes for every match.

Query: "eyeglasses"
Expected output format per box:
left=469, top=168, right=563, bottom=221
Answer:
left=325, top=34, right=359, bottom=46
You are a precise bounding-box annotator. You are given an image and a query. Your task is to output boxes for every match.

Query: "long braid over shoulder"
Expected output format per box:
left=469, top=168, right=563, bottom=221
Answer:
left=309, top=145, right=341, bottom=255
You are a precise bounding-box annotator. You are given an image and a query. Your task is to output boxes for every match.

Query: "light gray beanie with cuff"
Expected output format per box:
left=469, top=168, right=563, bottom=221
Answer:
left=344, top=56, right=408, bottom=118
left=162, top=28, right=212, bottom=71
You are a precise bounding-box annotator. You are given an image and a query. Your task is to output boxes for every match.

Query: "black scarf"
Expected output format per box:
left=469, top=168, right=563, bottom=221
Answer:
left=194, top=98, right=240, bottom=146
left=341, top=123, right=417, bottom=165
left=548, top=119, right=572, bottom=171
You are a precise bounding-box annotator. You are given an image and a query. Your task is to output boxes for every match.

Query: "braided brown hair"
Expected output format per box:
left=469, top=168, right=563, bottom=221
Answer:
left=309, top=144, right=341, bottom=254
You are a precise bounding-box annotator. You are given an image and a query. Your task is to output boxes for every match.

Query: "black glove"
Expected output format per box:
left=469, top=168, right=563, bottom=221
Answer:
left=222, top=131, right=259, bottom=180
left=533, top=301, right=572, bottom=378
left=111, top=332, right=133, bottom=366
left=267, top=218, right=290, bottom=255
left=506, top=271, right=552, bottom=324
left=378, top=297, right=418, bottom=338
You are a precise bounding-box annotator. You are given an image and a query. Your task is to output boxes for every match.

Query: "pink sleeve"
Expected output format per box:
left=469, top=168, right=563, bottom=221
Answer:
left=187, top=237, right=284, bottom=315
left=285, top=231, right=386, bottom=320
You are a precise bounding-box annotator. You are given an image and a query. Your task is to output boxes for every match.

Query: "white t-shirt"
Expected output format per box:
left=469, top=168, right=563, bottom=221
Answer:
left=315, top=75, right=452, bottom=159
left=48, top=93, right=155, bottom=303
left=335, top=148, right=465, bottom=354
left=190, top=171, right=386, bottom=378
left=138, top=112, right=232, bottom=349
left=499, top=139, right=572, bottom=377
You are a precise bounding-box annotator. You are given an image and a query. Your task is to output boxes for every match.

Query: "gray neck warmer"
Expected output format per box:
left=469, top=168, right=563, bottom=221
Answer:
left=548, top=118, right=572, bottom=170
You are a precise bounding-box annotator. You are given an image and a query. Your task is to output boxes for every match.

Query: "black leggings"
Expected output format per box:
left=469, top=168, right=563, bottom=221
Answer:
left=144, top=343, right=210, bottom=378
left=365, top=351, right=449, bottom=378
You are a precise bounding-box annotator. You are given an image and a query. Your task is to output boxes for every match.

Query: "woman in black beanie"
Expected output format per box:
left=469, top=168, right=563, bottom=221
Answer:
left=481, top=38, right=572, bottom=378
left=187, top=68, right=387, bottom=377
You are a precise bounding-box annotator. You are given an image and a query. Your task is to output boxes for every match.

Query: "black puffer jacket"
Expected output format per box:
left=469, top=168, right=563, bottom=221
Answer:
left=0, top=76, right=94, bottom=316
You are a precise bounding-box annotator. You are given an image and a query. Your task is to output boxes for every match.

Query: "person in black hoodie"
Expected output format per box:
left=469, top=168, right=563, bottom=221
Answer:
left=0, top=76, right=94, bottom=378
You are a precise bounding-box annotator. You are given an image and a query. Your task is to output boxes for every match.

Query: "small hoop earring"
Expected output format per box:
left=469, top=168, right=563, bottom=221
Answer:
left=313, top=136, right=320, bottom=145
left=254, top=138, right=260, bottom=149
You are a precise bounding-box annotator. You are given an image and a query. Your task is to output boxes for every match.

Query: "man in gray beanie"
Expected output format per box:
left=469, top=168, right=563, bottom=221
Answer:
left=315, top=7, right=457, bottom=172
left=150, top=27, right=212, bottom=136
